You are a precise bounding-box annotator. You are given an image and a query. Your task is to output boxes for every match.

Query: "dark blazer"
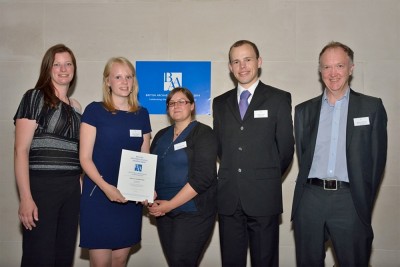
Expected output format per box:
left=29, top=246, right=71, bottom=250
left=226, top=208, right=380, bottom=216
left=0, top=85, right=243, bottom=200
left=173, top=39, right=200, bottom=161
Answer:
left=213, top=81, right=294, bottom=216
left=291, top=89, right=387, bottom=224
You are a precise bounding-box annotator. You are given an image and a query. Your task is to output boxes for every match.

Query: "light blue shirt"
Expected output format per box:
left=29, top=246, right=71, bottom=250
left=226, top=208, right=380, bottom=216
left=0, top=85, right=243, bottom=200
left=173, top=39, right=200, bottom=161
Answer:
left=308, top=88, right=350, bottom=182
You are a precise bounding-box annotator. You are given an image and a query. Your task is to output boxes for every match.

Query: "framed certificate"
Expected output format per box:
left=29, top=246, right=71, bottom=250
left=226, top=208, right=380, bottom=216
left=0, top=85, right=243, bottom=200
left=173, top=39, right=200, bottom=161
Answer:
left=117, top=149, right=157, bottom=203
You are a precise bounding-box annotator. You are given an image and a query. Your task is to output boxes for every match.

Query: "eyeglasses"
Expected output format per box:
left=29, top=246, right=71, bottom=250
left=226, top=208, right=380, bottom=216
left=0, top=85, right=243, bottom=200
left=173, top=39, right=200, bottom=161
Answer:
left=167, top=99, right=191, bottom=108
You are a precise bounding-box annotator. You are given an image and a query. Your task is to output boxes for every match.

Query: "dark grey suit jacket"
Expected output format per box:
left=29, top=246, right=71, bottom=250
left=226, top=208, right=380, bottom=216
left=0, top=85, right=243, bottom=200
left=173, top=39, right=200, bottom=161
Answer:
left=291, top=89, right=387, bottom=224
left=213, top=81, right=294, bottom=216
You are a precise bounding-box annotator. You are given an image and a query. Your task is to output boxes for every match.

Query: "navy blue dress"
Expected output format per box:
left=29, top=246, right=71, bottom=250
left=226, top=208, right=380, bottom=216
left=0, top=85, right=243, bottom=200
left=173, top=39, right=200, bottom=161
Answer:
left=79, top=102, right=151, bottom=249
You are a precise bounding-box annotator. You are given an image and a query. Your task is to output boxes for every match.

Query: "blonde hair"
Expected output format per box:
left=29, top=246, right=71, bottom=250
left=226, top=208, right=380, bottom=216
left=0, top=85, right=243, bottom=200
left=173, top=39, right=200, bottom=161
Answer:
left=102, top=57, right=140, bottom=113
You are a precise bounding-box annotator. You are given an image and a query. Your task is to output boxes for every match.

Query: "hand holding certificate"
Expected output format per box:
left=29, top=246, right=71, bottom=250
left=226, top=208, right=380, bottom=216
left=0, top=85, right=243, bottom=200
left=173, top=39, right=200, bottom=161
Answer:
left=117, top=149, right=157, bottom=203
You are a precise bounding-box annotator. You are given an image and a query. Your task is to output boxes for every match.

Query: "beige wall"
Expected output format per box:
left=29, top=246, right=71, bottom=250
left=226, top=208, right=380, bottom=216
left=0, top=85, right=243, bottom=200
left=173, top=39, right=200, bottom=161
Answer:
left=1, top=1, right=399, bottom=266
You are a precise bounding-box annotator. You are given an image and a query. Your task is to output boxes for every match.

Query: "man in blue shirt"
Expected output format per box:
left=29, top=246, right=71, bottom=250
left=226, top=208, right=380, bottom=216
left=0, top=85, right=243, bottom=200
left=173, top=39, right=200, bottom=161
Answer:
left=291, top=41, right=387, bottom=266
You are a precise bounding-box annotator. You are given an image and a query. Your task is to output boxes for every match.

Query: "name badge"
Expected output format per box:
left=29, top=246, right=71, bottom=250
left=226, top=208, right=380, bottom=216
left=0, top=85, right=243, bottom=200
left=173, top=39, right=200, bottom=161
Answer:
left=353, top=117, right=370, bottom=126
left=130, top=129, right=142, bottom=137
left=254, top=110, right=268, bottom=118
left=174, top=141, right=187, bottom=151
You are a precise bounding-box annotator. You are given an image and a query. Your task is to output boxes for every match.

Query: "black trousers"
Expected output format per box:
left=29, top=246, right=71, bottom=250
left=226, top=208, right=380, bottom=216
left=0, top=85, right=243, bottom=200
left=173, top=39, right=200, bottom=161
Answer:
left=21, top=174, right=81, bottom=267
left=219, top=204, right=279, bottom=267
left=156, top=211, right=216, bottom=267
left=293, top=184, right=373, bottom=267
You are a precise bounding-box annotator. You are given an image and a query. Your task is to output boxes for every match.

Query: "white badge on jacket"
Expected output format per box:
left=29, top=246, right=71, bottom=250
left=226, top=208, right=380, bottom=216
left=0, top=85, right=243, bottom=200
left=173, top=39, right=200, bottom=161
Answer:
left=174, top=141, right=187, bottom=151
left=353, top=117, right=370, bottom=126
left=254, top=110, right=268, bottom=118
left=130, top=129, right=142, bottom=137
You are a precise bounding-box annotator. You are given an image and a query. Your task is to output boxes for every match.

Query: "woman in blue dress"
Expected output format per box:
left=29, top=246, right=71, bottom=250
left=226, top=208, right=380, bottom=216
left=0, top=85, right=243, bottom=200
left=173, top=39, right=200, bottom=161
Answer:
left=148, top=87, right=217, bottom=267
left=79, top=57, right=151, bottom=266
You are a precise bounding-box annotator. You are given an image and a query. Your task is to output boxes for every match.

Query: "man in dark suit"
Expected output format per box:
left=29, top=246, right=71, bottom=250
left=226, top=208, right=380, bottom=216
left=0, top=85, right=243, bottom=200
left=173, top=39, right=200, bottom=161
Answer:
left=213, top=40, right=294, bottom=267
left=291, top=41, right=387, bottom=266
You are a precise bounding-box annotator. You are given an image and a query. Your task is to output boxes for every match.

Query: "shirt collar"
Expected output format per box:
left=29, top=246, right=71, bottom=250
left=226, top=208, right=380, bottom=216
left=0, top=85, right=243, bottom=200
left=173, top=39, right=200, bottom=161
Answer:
left=323, top=87, right=350, bottom=103
left=237, top=79, right=259, bottom=98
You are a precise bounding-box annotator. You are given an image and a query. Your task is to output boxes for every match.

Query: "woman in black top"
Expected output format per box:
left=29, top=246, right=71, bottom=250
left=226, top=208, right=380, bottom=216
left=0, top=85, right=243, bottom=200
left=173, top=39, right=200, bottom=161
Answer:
left=14, top=44, right=81, bottom=267
left=148, top=87, right=217, bottom=267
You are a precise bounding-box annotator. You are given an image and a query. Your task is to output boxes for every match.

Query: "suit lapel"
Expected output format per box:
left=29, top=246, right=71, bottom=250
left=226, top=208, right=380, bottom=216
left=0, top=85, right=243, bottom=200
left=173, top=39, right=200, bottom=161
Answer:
left=226, top=89, right=242, bottom=122
left=226, top=83, right=267, bottom=122
left=242, top=82, right=268, bottom=121
left=346, top=89, right=359, bottom=149
left=308, top=96, right=322, bottom=157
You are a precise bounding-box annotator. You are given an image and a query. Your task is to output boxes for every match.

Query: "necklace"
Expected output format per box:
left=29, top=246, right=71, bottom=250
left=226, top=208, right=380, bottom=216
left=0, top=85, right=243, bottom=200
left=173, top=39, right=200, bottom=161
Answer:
left=173, top=120, right=193, bottom=140
left=174, top=128, right=181, bottom=137
left=174, top=123, right=188, bottom=137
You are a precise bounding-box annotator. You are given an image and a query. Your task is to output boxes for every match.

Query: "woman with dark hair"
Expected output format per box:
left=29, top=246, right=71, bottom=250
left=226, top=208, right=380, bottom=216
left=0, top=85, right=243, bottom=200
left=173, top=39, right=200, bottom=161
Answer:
left=148, top=87, right=217, bottom=267
left=79, top=57, right=151, bottom=266
left=14, top=44, right=82, bottom=266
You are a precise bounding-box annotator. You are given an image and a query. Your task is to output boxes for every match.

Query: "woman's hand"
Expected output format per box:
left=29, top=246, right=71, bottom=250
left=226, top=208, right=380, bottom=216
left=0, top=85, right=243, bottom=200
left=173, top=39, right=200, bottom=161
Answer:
left=140, top=191, right=157, bottom=206
left=101, top=183, right=127, bottom=203
left=148, top=184, right=198, bottom=217
left=148, top=200, right=171, bottom=217
left=18, top=198, right=38, bottom=230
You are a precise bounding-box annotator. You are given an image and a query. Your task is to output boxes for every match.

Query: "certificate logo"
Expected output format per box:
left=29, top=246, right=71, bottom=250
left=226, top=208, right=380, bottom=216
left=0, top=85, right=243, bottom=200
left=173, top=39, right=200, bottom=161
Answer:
left=164, top=72, right=182, bottom=91
left=134, top=164, right=143, bottom=172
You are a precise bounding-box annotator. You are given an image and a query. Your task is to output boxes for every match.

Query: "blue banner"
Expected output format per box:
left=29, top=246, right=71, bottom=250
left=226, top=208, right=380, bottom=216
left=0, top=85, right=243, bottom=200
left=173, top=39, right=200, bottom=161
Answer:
left=136, top=61, right=211, bottom=115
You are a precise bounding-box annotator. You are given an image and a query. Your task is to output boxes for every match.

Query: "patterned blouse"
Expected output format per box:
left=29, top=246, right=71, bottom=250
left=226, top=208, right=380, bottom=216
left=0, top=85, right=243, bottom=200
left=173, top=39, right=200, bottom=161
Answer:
left=14, top=88, right=82, bottom=176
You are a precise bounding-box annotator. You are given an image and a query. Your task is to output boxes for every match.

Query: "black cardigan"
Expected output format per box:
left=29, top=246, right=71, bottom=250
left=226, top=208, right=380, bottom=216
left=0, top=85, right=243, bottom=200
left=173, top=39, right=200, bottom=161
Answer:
left=150, top=122, right=217, bottom=216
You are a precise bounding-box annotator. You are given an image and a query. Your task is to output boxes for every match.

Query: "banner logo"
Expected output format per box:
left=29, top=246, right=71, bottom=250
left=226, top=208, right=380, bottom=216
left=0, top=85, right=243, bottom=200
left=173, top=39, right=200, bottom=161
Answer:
left=137, top=61, right=211, bottom=114
left=164, top=72, right=182, bottom=91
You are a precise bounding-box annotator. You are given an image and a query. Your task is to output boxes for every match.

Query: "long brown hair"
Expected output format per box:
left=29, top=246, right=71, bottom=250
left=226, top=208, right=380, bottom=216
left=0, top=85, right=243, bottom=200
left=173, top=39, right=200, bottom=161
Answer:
left=35, top=44, right=77, bottom=108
